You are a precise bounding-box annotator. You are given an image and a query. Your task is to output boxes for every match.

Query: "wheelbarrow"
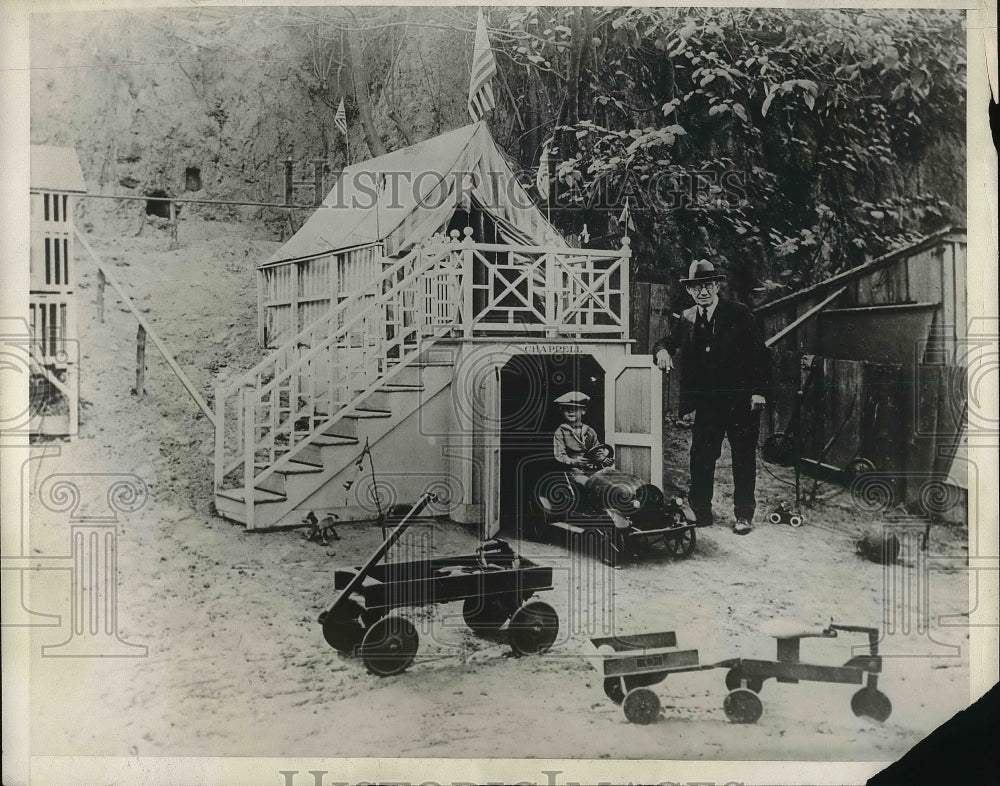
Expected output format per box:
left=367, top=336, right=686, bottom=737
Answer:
left=716, top=620, right=892, bottom=723
left=318, top=492, right=560, bottom=676
left=588, top=631, right=717, bottom=724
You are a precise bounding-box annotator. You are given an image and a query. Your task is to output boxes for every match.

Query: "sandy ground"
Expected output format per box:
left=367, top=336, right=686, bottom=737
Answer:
left=23, top=216, right=971, bottom=761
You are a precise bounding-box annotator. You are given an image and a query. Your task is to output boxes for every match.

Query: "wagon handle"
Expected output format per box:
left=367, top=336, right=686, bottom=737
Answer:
left=332, top=492, right=437, bottom=605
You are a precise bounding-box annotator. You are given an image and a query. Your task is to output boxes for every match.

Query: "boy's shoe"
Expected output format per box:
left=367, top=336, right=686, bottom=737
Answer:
left=733, top=518, right=753, bottom=535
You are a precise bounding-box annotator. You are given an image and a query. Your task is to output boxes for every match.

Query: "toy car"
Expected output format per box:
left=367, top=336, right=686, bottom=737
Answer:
left=768, top=501, right=803, bottom=527
left=535, top=457, right=697, bottom=565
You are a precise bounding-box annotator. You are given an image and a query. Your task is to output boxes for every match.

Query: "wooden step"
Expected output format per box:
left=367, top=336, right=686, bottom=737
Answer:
left=274, top=460, right=324, bottom=475
left=312, top=434, right=359, bottom=447
left=380, top=383, right=424, bottom=393
left=345, top=408, right=392, bottom=419
left=216, top=487, right=287, bottom=505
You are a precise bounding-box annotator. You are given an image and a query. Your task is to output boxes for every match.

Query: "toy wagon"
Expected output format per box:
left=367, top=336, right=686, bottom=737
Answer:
left=536, top=461, right=697, bottom=565
left=318, top=492, right=560, bottom=676
left=588, top=631, right=716, bottom=724
left=717, top=620, right=892, bottom=724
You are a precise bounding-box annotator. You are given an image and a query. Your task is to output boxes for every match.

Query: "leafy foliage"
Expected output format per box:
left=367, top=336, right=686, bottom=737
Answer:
left=488, top=6, right=966, bottom=303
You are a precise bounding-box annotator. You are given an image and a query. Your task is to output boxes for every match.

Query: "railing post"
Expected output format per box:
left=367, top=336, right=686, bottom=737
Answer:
left=242, top=387, right=256, bottom=530
left=620, top=236, right=632, bottom=342
left=460, top=228, right=474, bottom=337
left=545, top=251, right=558, bottom=338
left=214, top=384, right=226, bottom=491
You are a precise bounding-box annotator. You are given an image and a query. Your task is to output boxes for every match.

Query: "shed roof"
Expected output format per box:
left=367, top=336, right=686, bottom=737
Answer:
left=262, top=122, right=565, bottom=267
left=30, top=145, right=87, bottom=193
left=755, top=226, right=966, bottom=316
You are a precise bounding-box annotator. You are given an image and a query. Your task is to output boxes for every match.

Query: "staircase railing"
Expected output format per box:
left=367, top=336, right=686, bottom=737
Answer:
left=213, top=234, right=465, bottom=520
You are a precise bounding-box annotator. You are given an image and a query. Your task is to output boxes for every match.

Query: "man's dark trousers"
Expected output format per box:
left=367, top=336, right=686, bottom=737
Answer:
left=689, top=396, right=760, bottom=524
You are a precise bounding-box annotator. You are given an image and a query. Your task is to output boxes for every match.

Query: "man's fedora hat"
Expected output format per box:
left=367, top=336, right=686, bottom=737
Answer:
left=680, top=259, right=726, bottom=284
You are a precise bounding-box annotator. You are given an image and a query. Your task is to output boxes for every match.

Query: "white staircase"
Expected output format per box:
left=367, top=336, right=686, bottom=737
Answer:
left=213, top=235, right=464, bottom=528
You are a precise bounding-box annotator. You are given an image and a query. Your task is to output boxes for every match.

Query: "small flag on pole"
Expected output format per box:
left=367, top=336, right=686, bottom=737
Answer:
left=334, top=98, right=348, bottom=137
left=618, top=197, right=635, bottom=233
left=535, top=143, right=550, bottom=202
left=467, top=10, right=497, bottom=121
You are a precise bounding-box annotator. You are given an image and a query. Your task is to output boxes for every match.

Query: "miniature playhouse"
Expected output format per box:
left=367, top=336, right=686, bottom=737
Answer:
left=213, top=122, right=660, bottom=535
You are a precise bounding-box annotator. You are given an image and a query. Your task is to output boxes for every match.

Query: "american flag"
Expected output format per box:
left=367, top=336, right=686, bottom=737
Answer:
left=467, top=10, right=497, bottom=121
left=334, top=98, right=348, bottom=137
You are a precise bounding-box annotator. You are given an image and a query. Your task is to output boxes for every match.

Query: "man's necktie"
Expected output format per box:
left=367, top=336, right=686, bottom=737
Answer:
left=696, top=308, right=710, bottom=352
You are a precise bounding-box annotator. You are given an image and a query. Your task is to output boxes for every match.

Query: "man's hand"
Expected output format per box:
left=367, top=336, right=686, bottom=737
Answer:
left=751, top=394, right=766, bottom=411
left=655, top=349, right=673, bottom=372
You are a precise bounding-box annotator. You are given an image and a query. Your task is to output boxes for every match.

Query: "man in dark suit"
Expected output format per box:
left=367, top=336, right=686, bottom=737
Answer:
left=654, top=260, right=772, bottom=534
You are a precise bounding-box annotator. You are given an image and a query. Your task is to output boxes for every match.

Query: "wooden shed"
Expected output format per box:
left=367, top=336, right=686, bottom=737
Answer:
left=28, top=145, right=86, bottom=437
left=756, top=228, right=968, bottom=524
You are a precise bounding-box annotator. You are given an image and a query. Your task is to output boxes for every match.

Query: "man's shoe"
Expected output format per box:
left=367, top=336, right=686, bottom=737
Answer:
left=733, top=518, right=753, bottom=535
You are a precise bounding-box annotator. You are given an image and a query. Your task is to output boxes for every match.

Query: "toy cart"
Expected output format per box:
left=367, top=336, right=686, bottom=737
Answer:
left=318, top=492, right=559, bottom=676
left=716, top=621, right=892, bottom=724
left=588, top=631, right=717, bottom=724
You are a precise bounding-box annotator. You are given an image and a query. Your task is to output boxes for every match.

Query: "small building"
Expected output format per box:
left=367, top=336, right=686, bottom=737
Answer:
left=29, top=145, right=86, bottom=437
left=755, top=227, right=968, bottom=523
left=214, top=123, right=658, bottom=533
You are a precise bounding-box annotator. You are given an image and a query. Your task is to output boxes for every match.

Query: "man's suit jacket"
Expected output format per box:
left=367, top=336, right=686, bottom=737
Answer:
left=655, top=298, right=772, bottom=416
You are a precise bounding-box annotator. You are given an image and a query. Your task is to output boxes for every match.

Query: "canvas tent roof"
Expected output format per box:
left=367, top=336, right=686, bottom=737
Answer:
left=30, top=145, right=87, bottom=193
left=261, top=122, right=565, bottom=268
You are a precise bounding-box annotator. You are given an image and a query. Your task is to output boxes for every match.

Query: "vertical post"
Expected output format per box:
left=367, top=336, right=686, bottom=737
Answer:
left=290, top=263, right=299, bottom=335
left=67, top=360, right=79, bottom=436
left=284, top=158, right=294, bottom=205
left=620, top=237, right=632, bottom=342
left=169, top=201, right=179, bottom=250
left=96, top=268, right=106, bottom=323
left=214, top=383, right=226, bottom=491
left=256, top=268, right=266, bottom=346
left=545, top=251, right=558, bottom=338
left=134, top=324, right=146, bottom=398
left=243, top=387, right=256, bottom=530
left=461, top=228, right=474, bottom=337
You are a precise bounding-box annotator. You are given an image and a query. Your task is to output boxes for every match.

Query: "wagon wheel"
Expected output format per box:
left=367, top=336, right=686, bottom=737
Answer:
left=320, top=599, right=366, bottom=653
left=663, top=527, right=696, bottom=559
left=359, top=615, right=419, bottom=677
left=723, top=688, right=764, bottom=724
left=603, top=677, right=626, bottom=705
left=789, top=514, right=803, bottom=528
left=845, top=457, right=876, bottom=479
left=768, top=512, right=783, bottom=524
left=508, top=600, right=559, bottom=656
left=724, top=668, right=764, bottom=694
left=463, top=595, right=517, bottom=634
left=622, top=687, right=661, bottom=725
left=851, top=688, right=892, bottom=722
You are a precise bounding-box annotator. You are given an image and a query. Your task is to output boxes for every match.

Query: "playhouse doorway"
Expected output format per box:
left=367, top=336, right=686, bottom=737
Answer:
left=497, top=353, right=606, bottom=538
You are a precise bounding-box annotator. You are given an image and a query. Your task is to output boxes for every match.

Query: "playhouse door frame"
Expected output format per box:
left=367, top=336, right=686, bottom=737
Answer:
left=481, top=361, right=502, bottom=541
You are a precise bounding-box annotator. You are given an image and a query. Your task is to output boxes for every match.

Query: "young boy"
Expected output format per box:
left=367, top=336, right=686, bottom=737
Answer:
left=552, top=391, right=615, bottom=486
